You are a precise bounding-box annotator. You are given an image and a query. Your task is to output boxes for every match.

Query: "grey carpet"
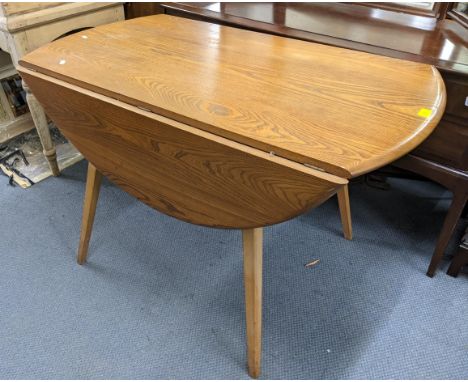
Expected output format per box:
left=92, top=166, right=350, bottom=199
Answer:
left=1, top=160, right=467, bottom=379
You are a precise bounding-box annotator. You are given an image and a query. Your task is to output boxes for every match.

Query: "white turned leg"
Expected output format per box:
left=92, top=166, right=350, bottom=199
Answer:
left=22, top=79, right=60, bottom=176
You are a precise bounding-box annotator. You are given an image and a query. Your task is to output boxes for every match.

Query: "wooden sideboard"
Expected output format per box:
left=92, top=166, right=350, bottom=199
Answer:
left=153, top=2, right=468, bottom=276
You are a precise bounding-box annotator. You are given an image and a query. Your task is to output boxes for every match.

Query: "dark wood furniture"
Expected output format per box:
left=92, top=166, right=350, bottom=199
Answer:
left=395, top=155, right=468, bottom=276
left=158, top=2, right=468, bottom=277
left=19, top=15, right=444, bottom=378
left=447, top=228, right=468, bottom=277
left=124, top=2, right=164, bottom=19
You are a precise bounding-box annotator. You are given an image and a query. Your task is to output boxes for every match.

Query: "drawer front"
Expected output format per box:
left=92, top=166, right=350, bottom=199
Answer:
left=443, top=76, right=468, bottom=120
left=413, top=117, right=468, bottom=170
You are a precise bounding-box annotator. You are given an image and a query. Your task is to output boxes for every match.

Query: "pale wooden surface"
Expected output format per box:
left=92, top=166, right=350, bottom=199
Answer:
left=0, top=3, right=65, bottom=17
left=19, top=14, right=446, bottom=178
left=337, top=185, right=353, bottom=240
left=243, top=227, right=263, bottom=379
left=20, top=68, right=345, bottom=228
left=77, top=162, right=103, bottom=265
left=0, top=113, right=32, bottom=143
left=0, top=52, right=33, bottom=143
left=0, top=3, right=120, bottom=32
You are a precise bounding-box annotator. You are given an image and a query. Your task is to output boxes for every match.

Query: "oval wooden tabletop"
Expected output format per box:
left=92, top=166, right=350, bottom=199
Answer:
left=19, top=14, right=446, bottom=178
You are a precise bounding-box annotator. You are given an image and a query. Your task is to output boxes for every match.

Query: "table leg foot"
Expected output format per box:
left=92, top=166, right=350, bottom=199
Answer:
left=77, top=162, right=103, bottom=265
left=44, top=148, right=60, bottom=176
left=243, top=227, right=263, bottom=379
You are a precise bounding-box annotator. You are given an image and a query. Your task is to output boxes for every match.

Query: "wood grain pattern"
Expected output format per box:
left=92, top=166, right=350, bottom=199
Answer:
left=20, top=68, right=345, bottom=229
left=18, top=14, right=446, bottom=178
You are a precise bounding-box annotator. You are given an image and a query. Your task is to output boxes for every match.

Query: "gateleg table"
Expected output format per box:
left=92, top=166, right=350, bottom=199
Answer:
left=18, top=15, right=445, bottom=378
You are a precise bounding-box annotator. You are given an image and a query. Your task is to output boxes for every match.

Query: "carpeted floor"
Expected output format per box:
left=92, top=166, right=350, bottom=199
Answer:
left=1, top=160, right=467, bottom=379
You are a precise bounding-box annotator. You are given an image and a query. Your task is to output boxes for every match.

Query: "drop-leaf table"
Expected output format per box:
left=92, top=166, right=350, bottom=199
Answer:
left=18, top=15, right=445, bottom=378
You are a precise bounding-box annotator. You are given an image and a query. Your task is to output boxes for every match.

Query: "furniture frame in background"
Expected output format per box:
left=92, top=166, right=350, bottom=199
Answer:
left=0, top=51, right=32, bottom=143
left=395, top=155, right=468, bottom=276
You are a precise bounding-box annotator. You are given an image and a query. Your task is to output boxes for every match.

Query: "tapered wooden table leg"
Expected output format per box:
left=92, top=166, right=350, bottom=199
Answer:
left=243, top=227, right=263, bottom=379
left=77, top=163, right=103, bottom=265
left=337, top=184, right=353, bottom=240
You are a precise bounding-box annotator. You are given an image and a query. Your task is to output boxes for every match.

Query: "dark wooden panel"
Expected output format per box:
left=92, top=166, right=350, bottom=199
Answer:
left=124, top=2, right=164, bottom=19
left=21, top=68, right=345, bottom=229
left=413, top=72, right=468, bottom=171
left=443, top=74, right=468, bottom=120
left=413, top=118, right=468, bottom=171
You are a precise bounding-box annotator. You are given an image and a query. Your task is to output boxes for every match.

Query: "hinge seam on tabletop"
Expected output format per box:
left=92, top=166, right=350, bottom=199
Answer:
left=303, top=163, right=326, bottom=172
left=137, top=105, right=152, bottom=113
left=266, top=150, right=333, bottom=175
